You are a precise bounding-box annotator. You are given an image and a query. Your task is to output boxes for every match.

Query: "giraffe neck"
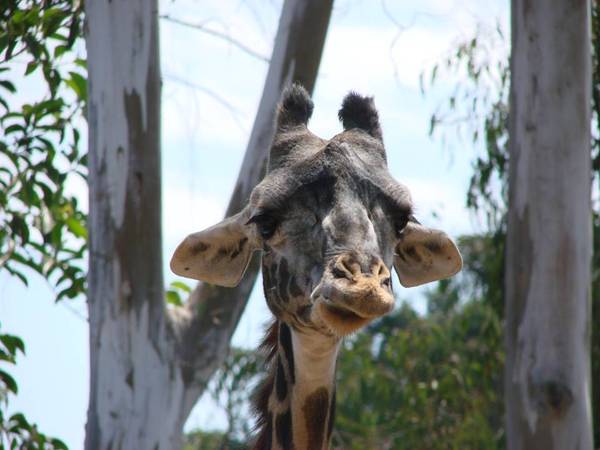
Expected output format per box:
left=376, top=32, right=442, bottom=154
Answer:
left=254, top=321, right=341, bottom=450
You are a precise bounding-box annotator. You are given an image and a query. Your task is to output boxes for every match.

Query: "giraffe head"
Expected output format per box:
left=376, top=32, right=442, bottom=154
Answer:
left=171, top=84, right=462, bottom=336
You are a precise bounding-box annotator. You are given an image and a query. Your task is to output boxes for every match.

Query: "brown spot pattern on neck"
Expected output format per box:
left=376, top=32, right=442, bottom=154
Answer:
left=275, top=356, right=288, bottom=402
left=276, top=408, right=293, bottom=450
left=302, top=387, right=330, bottom=450
left=252, top=313, right=339, bottom=450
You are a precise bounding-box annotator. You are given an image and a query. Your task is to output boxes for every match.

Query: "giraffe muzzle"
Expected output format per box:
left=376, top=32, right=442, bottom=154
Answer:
left=310, top=253, right=395, bottom=335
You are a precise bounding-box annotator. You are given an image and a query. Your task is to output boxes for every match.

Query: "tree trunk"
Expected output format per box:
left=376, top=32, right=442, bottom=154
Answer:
left=84, top=1, right=176, bottom=448
left=84, top=1, right=332, bottom=449
left=505, top=1, right=593, bottom=449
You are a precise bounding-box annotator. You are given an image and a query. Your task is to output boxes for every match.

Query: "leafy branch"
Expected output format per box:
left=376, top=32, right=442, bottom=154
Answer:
left=0, top=323, right=68, bottom=449
left=0, top=0, right=87, bottom=301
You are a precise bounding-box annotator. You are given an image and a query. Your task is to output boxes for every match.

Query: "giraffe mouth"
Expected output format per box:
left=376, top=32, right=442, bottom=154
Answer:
left=311, top=289, right=394, bottom=336
left=315, top=300, right=372, bottom=335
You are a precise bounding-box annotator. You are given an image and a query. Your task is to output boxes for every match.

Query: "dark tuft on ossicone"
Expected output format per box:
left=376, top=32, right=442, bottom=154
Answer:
left=338, top=92, right=382, bottom=140
left=276, top=83, right=314, bottom=129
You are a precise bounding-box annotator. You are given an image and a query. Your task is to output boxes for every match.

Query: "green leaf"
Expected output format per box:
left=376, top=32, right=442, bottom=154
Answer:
left=9, top=412, right=30, bottom=431
left=0, top=334, right=25, bottom=356
left=56, top=285, right=77, bottom=300
left=430, top=64, right=438, bottom=85
left=4, top=123, right=25, bottom=135
left=166, top=290, right=183, bottom=306
left=50, top=438, right=69, bottom=450
left=0, top=79, right=16, bottom=93
left=4, top=264, right=29, bottom=286
left=49, top=32, right=69, bottom=42
left=65, top=71, right=87, bottom=102
left=0, top=347, right=15, bottom=363
left=65, top=216, right=87, bottom=239
left=10, top=215, right=30, bottom=243
left=0, top=369, right=18, bottom=394
left=42, top=8, right=69, bottom=39
left=37, top=98, right=64, bottom=115
left=170, top=280, right=192, bottom=293
left=24, top=61, right=39, bottom=76
left=10, top=10, right=27, bottom=25
left=54, top=44, right=68, bottom=58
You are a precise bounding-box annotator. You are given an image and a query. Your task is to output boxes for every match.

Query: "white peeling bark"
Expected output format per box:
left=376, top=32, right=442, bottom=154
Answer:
left=505, top=1, right=593, bottom=449
left=85, top=0, right=333, bottom=449
left=85, top=1, right=182, bottom=449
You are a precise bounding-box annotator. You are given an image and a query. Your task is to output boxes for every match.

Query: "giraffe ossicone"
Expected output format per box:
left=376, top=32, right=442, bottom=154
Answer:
left=171, top=84, right=462, bottom=450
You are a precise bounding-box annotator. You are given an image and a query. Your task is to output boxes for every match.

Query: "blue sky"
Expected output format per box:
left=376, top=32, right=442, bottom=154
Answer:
left=0, top=0, right=508, bottom=448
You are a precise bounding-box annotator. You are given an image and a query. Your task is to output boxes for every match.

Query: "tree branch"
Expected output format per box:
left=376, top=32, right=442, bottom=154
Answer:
left=163, top=73, right=246, bottom=130
left=160, top=14, right=270, bottom=63
left=167, top=0, right=334, bottom=410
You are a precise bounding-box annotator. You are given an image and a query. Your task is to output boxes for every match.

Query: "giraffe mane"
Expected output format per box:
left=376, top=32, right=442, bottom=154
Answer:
left=252, top=319, right=279, bottom=449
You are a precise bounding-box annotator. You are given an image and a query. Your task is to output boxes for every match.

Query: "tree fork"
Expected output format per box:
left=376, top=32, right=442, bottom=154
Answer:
left=173, top=0, right=334, bottom=418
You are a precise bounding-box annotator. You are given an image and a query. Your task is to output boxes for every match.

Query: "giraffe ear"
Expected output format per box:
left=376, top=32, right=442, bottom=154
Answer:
left=170, top=208, right=260, bottom=287
left=393, top=221, right=462, bottom=287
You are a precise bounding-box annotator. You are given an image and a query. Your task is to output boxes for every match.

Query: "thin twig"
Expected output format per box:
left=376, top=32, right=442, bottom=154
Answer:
left=381, top=0, right=418, bottom=88
left=59, top=299, right=88, bottom=321
left=380, top=1, right=449, bottom=88
left=160, top=14, right=270, bottom=63
left=163, top=73, right=247, bottom=131
left=237, top=0, right=271, bottom=41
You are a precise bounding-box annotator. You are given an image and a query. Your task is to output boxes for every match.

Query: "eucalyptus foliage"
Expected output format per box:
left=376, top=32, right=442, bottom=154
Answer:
left=0, top=0, right=87, bottom=301
left=0, top=323, right=68, bottom=449
left=0, top=2, right=85, bottom=448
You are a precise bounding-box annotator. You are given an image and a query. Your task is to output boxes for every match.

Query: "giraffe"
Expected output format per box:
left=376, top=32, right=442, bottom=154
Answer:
left=170, top=84, right=462, bottom=450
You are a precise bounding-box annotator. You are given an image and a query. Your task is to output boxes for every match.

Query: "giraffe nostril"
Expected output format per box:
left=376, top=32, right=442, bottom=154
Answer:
left=381, top=277, right=391, bottom=288
left=332, top=254, right=391, bottom=282
left=332, top=254, right=360, bottom=280
left=332, top=265, right=349, bottom=279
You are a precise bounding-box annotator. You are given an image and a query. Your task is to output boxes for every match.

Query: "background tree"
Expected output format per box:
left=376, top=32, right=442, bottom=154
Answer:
left=505, top=1, right=592, bottom=447
left=84, top=0, right=333, bottom=448
left=427, top=3, right=599, bottom=446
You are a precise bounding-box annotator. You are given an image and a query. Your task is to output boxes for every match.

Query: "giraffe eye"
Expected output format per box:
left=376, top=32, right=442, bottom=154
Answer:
left=395, top=215, right=409, bottom=236
left=248, top=214, right=278, bottom=240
